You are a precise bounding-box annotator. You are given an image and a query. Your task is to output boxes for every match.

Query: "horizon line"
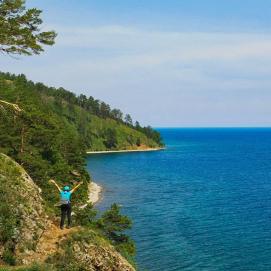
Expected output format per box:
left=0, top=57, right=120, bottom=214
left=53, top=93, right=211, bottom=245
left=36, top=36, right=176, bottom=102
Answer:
left=154, top=126, right=271, bottom=129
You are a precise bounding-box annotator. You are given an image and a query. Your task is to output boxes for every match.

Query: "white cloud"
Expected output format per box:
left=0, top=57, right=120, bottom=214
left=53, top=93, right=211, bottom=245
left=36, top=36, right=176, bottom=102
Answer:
left=56, top=25, right=271, bottom=59
left=2, top=25, right=271, bottom=126
left=49, top=25, right=271, bottom=88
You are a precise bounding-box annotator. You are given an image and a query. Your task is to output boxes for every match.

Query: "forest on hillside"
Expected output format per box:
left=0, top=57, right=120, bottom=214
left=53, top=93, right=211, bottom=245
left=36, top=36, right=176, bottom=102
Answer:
left=0, top=73, right=162, bottom=204
left=0, top=71, right=163, bottom=206
left=0, top=71, right=164, bottom=269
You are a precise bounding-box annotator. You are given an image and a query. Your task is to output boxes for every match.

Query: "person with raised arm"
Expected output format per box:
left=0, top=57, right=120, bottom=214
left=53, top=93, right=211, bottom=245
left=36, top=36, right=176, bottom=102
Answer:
left=49, top=179, right=83, bottom=229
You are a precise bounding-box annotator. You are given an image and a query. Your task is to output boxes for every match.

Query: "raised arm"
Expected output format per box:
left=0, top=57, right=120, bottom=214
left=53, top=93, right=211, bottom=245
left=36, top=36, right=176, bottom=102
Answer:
left=71, top=181, right=83, bottom=193
left=49, top=179, right=62, bottom=192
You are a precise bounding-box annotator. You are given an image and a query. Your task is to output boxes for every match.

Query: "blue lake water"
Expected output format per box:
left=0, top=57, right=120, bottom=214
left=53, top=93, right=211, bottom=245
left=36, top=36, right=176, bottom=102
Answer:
left=86, top=128, right=271, bottom=271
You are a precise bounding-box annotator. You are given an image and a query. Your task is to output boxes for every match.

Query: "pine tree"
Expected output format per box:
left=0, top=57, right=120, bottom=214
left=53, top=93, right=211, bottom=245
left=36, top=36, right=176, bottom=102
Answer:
left=97, top=203, right=135, bottom=256
left=0, top=0, right=56, bottom=56
left=124, top=114, right=133, bottom=126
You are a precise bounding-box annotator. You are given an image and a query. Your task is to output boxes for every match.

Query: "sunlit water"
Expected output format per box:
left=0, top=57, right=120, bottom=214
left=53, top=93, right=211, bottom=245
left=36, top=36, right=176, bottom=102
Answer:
left=86, top=128, right=271, bottom=271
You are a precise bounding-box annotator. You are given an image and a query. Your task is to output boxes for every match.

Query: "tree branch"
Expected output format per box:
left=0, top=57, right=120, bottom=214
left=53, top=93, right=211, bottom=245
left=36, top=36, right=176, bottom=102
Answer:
left=0, top=99, right=23, bottom=113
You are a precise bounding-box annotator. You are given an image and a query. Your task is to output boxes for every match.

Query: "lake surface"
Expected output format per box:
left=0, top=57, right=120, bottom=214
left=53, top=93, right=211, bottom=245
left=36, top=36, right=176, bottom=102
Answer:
left=86, top=128, right=271, bottom=271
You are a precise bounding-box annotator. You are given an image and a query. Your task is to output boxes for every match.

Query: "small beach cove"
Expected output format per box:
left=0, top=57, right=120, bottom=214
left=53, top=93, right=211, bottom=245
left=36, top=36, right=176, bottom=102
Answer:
left=81, top=181, right=103, bottom=208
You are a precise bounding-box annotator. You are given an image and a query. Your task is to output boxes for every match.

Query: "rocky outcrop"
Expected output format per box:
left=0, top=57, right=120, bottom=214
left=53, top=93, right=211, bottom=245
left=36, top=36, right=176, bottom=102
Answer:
left=72, top=241, right=135, bottom=271
left=50, top=229, right=136, bottom=271
left=0, top=153, right=49, bottom=264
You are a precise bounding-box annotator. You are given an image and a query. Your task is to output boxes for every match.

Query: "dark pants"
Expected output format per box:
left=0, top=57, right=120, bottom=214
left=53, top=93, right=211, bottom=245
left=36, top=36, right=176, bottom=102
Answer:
left=60, top=203, right=71, bottom=228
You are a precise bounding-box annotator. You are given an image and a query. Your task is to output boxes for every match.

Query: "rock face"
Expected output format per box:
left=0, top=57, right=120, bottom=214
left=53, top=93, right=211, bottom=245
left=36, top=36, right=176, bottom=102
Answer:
left=71, top=241, right=135, bottom=271
left=0, top=153, right=48, bottom=264
left=51, top=229, right=136, bottom=271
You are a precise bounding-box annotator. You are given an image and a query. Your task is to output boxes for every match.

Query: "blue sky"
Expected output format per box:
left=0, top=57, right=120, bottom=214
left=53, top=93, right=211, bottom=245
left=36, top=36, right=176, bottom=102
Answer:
left=2, top=0, right=271, bottom=127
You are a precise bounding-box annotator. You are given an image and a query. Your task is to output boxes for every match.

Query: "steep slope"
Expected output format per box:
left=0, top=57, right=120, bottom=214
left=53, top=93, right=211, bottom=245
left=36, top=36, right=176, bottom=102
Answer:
left=0, top=72, right=163, bottom=152
left=0, top=72, right=160, bottom=269
left=48, top=229, right=135, bottom=271
left=0, top=153, right=48, bottom=265
left=0, top=154, right=135, bottom=270
left=0, top=72, right=163, bottom=207
left=22, top=224, right=79, bottom=264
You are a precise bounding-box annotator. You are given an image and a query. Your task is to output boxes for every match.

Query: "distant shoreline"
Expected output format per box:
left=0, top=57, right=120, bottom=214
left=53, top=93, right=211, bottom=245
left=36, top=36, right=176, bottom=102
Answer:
left=86, top=147, right=165, bottom=154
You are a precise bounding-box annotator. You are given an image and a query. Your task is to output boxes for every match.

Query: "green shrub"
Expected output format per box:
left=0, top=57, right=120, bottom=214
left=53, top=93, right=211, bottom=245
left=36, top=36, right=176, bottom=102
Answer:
left=97, top=203, right=136, bottom=258
left=73, top=204, right=97, bottom=226
left=47, top=239, right=88, bottom=271
left=2, top=248, right=16, bottom=266
left=0, top=263, right=55, bottom=271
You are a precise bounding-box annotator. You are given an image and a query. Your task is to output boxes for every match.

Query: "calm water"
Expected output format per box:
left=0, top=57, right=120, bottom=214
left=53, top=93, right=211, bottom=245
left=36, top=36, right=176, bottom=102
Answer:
left=86, top=128, right=271, bottom=271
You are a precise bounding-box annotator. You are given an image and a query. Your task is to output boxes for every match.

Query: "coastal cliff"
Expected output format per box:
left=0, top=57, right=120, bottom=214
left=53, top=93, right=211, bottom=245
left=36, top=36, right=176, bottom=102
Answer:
left=0, top=72, right=164, bottom=270
left=0, top=153, right=135, bottom=270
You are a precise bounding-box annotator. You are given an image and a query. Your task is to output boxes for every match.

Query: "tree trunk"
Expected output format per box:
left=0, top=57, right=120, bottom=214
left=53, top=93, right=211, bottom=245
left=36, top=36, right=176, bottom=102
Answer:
left=20, top=125, right=25, bottom=153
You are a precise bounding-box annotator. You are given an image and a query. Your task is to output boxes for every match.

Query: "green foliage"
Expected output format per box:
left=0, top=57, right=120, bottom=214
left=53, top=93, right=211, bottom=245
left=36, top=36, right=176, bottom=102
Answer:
left=103, top=128, right=118, bottom=149
left=47, top=231, right=100, bottom=271
left=0, top=263, right=55, bottom=271
left=26, top=73, right=163, bottom=146
left=0, top=73, right=90, bottom=207
left=0, top=0, right=56, bottom=55
left=74, top=204, right=97, bottom=226
left=0, top=73, right=163, bottom=199
left=0, top=155, right=23, bottom=264
left=70, top=203, right=136, bottom=265
left=0, top=71, right=162, bottom=268
left=125, top=114, right=133, bottom=126
left=137, top=125, right=164, bottom=146
left=0, top=72, right=162, bottom=154
left=97, top=203, right=136, bottom=257
left=0, top=154, right=50, bottom=266
left=48, top=239, right=89, bottom=271
left=48, top=228, right=136, bottom=270
left=98, top=203, right=133, bottom=236
left=86, top=115, right=160, bottom=150
left=2, top=247, right=16, bottom=265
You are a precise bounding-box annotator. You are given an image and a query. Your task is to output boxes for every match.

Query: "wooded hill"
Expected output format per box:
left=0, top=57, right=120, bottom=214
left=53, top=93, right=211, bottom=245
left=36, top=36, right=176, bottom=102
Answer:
left=0, top=71, right=164, bottom=269
left=0, top=72, right=163, bottom=206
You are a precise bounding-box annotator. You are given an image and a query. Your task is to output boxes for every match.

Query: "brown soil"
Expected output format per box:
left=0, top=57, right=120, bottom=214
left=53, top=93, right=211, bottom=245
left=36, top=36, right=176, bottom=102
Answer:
left=24, top=223, right=79, bottom=264
left=0, top=223, right=79, bottom=269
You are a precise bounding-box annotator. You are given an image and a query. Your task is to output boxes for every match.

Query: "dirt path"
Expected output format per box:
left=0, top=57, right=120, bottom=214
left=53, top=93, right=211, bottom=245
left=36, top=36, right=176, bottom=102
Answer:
left=0, top=223, right=79, bottom=269
left=26, top=179, right=102, bottom=264
left=0, top=178, right=97, bottom=268
left=24, top=223, right=79, bottom=264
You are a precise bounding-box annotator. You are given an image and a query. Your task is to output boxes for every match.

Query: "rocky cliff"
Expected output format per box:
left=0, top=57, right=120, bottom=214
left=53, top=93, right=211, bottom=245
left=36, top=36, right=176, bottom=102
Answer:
left=0, top=153, right=48, bottom=265
left=49, top=229, right=135, bottom=271
left=0, top=154, right=135, bottom=270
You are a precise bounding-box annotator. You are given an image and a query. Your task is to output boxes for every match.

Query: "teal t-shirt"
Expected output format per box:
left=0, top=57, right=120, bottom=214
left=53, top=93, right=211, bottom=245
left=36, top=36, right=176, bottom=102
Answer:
left=60, top=190, right=72, bottom=203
